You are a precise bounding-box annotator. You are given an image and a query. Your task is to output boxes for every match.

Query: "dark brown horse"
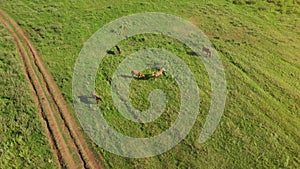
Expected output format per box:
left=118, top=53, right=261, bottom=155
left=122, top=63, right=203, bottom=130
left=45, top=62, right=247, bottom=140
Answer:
left=91, top=91, right=103, bottom=103
left=115, top=45, right=121, bottom=55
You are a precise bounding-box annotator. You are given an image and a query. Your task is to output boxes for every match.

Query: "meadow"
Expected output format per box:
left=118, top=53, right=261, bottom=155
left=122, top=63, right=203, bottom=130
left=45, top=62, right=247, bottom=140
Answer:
left=0, top=0, right=299, bottom=168
left=0, top=24, right=56, bottom=168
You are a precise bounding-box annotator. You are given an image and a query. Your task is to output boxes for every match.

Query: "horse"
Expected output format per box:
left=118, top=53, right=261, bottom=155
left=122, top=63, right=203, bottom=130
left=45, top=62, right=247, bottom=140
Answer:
left=152, top=68, right=166, bottom=80
left=202, top=46, right=212, bottom=57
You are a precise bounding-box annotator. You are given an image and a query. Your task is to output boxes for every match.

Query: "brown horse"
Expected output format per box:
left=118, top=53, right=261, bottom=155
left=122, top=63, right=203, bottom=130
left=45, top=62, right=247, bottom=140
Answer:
left=131, top=70, right=145, bottom=78
left=152, top=68, right=166, bottom=80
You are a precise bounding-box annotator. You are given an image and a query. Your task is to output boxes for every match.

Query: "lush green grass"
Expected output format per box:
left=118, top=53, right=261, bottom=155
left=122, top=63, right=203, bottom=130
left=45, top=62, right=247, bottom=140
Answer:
left=1, top=0, right=299, bottom=168
left=0, top=25, right=57, bottom=168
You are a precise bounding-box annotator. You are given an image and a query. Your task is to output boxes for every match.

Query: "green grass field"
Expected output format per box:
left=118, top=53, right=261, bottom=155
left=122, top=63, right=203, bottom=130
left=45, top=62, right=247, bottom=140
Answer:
left=1, top=0, right=299, bottom=168
left=0, top=24, right=56, bottom=168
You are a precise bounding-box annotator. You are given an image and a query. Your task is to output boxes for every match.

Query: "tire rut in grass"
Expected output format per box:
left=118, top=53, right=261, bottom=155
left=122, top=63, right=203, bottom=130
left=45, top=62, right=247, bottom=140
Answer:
left=0, top=9, right=102, bottom=169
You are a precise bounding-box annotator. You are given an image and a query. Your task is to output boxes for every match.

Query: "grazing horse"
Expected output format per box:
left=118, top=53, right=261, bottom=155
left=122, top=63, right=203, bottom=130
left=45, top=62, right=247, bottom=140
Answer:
left=131, top=70, right=145, bottom=78
left=152, top=68, right=166, bottom=80
left=91, top=91, right=103, bottom=103
left=202, top=46, right=212, bottom=57
left=115, top=45, right=121, bottom=55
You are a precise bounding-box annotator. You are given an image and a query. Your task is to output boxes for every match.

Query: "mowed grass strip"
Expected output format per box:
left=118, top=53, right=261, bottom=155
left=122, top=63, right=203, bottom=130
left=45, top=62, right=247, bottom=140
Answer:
left=0, top=24, right=57, bottom=168
left=1, top=0, right=299, bottom=168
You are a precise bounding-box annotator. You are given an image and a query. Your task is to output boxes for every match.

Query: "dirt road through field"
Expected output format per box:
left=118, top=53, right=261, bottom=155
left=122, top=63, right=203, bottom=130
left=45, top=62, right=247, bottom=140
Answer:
left=0, top=9, right=102, bottom=169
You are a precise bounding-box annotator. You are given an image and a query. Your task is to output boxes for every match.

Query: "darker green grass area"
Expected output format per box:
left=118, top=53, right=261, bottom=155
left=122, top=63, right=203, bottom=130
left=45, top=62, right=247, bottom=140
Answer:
left=0, top=0, right=299, bottom=168
left=0, top=25, right=57, bottom=168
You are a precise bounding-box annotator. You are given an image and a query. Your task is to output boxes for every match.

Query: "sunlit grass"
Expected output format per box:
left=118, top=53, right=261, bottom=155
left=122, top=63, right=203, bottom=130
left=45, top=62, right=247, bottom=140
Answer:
left=0, top=0, right=299, bottom=168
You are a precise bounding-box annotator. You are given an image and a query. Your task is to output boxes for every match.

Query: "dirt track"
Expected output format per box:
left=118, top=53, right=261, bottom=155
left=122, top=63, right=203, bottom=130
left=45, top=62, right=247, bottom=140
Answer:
left=0, top=9, right=102, bottom=169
